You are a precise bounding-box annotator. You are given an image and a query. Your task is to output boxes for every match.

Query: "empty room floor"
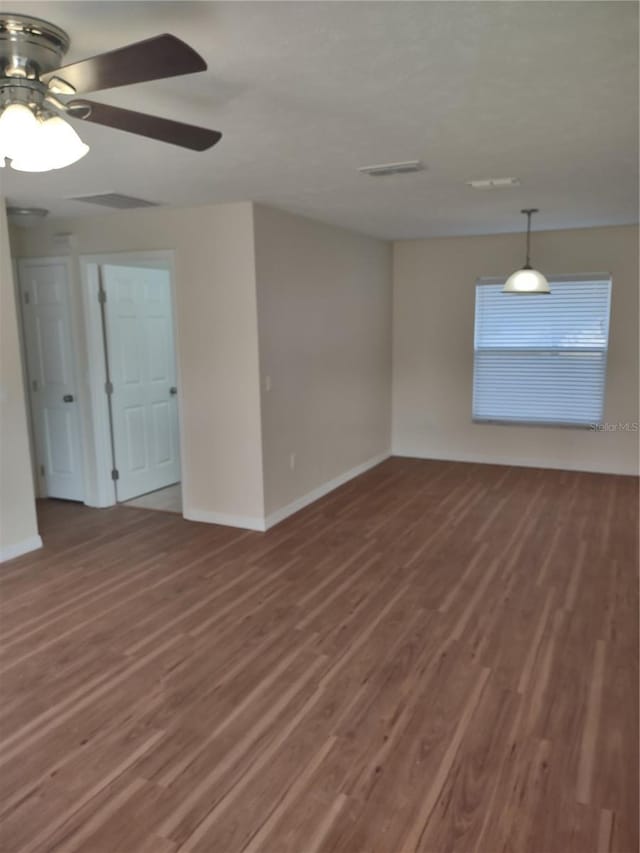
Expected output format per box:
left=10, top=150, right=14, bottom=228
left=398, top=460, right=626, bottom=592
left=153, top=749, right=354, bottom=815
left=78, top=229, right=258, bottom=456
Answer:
left=0, top=458, right=637, bottom=853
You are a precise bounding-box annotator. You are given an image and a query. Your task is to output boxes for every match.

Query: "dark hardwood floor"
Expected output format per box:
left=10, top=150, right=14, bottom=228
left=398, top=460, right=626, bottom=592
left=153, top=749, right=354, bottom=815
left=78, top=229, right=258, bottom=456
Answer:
left=0, top=458, right=637, bottom=853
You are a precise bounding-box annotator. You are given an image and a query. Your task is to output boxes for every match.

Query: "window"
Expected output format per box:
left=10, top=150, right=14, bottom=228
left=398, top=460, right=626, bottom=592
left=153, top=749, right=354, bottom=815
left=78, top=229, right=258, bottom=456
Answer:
left=473, top=275, right=612, bottom=427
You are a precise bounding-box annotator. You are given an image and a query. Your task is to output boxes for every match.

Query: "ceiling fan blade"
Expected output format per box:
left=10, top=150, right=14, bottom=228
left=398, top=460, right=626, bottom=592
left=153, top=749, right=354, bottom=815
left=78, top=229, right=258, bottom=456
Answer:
left=66, top=100, right=222, bottom=151
left=42, top=34, right=206, bottom=94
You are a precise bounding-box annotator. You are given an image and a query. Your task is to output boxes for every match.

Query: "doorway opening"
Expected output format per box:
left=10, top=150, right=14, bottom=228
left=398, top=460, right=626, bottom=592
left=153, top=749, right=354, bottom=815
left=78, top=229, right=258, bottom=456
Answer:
left=91, top=256, right=182, bottom=513
left=81, top=252, right=184, bottom=514
left=98, top=262, right=181, bottom=510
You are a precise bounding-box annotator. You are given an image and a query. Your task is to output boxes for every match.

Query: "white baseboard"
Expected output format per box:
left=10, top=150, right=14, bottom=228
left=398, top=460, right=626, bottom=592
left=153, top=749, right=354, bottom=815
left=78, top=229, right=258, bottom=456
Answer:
left=392, top=447, right=639, bottom=477
left=265, top=451, right=391, bottom=530
left=182, top=507, right=267, bottom=532
left=0, top=534, right=43, bottom=563
left=182, top=453, right=390, bottom=533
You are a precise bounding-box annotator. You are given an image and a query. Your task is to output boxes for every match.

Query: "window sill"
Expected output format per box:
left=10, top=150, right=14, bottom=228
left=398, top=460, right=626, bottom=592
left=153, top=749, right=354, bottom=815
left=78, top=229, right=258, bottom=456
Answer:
left=472, top=418, right=599, bottom=431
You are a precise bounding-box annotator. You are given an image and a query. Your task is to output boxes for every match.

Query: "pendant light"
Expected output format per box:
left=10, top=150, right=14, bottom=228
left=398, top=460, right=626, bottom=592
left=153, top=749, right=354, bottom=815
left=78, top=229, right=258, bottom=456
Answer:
left=503, top=209, right=550, bottom=294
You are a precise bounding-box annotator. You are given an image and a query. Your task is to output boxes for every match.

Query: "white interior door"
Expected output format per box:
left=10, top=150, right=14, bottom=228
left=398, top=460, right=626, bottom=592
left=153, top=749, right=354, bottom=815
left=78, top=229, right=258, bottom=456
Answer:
left=101, top=264, right=180, bottom=502
left=19, top=260, right=85, bottom=501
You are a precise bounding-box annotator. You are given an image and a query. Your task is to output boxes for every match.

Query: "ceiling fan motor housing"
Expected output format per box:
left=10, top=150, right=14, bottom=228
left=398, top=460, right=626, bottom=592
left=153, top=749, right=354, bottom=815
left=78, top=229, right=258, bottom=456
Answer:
left=0, top=14, right=71, bottom=118
left=0, top=14, right=70, bottom=79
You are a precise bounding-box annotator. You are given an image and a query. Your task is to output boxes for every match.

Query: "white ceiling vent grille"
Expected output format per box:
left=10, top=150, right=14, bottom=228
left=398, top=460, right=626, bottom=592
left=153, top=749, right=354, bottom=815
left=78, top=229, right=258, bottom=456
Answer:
left=466, top=177, right=520, bottom=189
left=69, top=193, right=160, bottom=209
left=358, top=160, right=425, bottom=177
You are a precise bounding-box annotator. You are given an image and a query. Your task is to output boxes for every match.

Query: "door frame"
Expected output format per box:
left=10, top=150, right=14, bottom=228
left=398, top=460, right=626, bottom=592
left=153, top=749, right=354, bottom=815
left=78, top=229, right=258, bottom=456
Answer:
left=79, top=250, right=185, bottom=510
left=16, top=255, right=86, bottom=502
left=14, top=257, right=40, bottom=498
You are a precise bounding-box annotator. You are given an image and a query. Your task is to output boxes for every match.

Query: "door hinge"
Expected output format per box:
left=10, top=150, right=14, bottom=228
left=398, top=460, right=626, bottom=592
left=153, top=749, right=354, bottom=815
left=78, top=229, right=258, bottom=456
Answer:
left=98, top=289, right=107, bottom=304
left=32, top=379, right=38, bottom=392
left=39, top=464, right=45, bottom=477
left=23, top=291, right=30, bottom=305
left=105, top=380, right=114, bottom=395
left=111, top=468, right=119, bottom=481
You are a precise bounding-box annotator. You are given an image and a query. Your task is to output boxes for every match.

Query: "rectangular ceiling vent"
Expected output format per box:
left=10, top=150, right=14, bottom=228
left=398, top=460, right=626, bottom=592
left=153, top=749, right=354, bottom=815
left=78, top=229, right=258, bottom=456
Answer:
left=466, top=177, right=520, bottom=190
left=358, top=160, right=425, bottom=177
left=69, top=193, right=160, bottom=209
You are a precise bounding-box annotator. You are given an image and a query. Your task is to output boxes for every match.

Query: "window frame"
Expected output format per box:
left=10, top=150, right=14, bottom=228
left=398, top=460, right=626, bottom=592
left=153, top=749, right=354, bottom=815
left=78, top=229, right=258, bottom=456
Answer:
left=472, top=273, right=612, bottom=430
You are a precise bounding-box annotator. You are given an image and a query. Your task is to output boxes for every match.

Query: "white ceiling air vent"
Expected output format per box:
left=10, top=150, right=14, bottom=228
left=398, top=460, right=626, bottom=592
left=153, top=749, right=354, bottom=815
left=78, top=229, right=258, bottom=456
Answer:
left=466, top=177, right=521, bottom=189
left=69, top=193, right=160, bottom=209
left=358, top=160, right=425, bottom=177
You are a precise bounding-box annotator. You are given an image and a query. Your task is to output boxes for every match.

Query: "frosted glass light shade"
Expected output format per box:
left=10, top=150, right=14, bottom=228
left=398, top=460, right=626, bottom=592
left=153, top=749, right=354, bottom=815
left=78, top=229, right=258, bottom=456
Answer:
left=0, top=103, right=39, bottom=161
left=0, top=105, right=89, bottom=172
left=503, top=267, right=550, bottom=294
left=11, top=115, right=89, bottom=172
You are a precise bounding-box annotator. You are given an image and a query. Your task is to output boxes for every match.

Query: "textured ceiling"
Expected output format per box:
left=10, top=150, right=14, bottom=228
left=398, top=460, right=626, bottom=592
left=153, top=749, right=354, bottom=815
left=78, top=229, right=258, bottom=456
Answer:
left=1, top=1, right=638, bottom=239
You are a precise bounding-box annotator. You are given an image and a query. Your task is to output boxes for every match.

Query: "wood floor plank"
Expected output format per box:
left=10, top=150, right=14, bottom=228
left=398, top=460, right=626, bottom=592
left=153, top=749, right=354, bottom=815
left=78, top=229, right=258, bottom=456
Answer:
left=0, top=459, right=636, bottom=853
left=411, top=681, right=522, bottom=853
left=576, top=639, right=607, bottom=805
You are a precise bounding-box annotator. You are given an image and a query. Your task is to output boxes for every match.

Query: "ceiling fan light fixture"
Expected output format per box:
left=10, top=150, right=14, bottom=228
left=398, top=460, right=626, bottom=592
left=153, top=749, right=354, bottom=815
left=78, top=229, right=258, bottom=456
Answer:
left=503, top=209, right=550, bottom=294
left=1, top=106, right=89, bottom=172
left=0, top=16, right=221, bottom=159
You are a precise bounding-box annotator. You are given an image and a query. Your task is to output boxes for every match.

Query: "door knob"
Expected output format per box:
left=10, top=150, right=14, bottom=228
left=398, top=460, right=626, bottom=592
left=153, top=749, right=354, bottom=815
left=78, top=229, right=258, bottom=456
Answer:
left=63, top=394, right=74, bottom=403
left=169, top=386, right=177, bottom=395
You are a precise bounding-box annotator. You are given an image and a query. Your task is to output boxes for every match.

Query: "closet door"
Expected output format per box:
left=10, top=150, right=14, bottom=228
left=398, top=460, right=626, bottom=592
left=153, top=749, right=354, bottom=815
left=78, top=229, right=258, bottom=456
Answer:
left=19, top=259, right=84, bottom=501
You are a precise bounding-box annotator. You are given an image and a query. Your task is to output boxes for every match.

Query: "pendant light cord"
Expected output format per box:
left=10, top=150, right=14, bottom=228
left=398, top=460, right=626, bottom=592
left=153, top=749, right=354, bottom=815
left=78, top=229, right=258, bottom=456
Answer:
left=521, top=208, right=538, bottom=269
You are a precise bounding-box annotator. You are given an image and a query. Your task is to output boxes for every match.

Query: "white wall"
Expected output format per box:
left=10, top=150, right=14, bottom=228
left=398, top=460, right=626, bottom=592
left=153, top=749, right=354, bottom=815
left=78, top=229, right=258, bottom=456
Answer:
left=253, top=205, right=392, bottom=521
left=10, top=203, right=265, bottom=526
left=0, top=199, right=41, bottom=561
left=392, top=225, right=639, bottom=475
left=11, top=204, right=627, bottom=540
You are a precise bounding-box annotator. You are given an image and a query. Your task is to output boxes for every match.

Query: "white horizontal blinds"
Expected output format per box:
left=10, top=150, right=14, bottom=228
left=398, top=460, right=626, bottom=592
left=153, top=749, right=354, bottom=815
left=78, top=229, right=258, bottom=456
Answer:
left=473, top=277, right=612, bottom=426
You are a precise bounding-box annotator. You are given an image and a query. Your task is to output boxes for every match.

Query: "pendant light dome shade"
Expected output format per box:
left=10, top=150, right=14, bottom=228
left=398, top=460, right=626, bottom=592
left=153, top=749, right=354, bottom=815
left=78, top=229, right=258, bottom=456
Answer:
left=503, top=209, right=550, bottom=294
left=504, top=267, right=550, bottom=293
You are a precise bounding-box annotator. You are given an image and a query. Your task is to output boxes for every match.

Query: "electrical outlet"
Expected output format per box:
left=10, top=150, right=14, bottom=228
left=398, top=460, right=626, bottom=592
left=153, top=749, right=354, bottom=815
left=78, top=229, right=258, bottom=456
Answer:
left=289, top=452, right=296, bottom=470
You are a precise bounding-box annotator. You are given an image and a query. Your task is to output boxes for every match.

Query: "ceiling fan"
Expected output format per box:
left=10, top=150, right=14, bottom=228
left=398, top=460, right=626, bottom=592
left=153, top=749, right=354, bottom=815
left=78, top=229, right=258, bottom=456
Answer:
left=0, top=12, right=222, bottom=172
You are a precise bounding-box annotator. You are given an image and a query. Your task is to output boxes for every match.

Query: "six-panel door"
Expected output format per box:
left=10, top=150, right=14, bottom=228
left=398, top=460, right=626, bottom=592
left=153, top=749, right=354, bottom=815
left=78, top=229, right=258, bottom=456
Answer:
left=101, top=265, right=180, bottom=502
left=19, top=260, right=85, bottom=501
